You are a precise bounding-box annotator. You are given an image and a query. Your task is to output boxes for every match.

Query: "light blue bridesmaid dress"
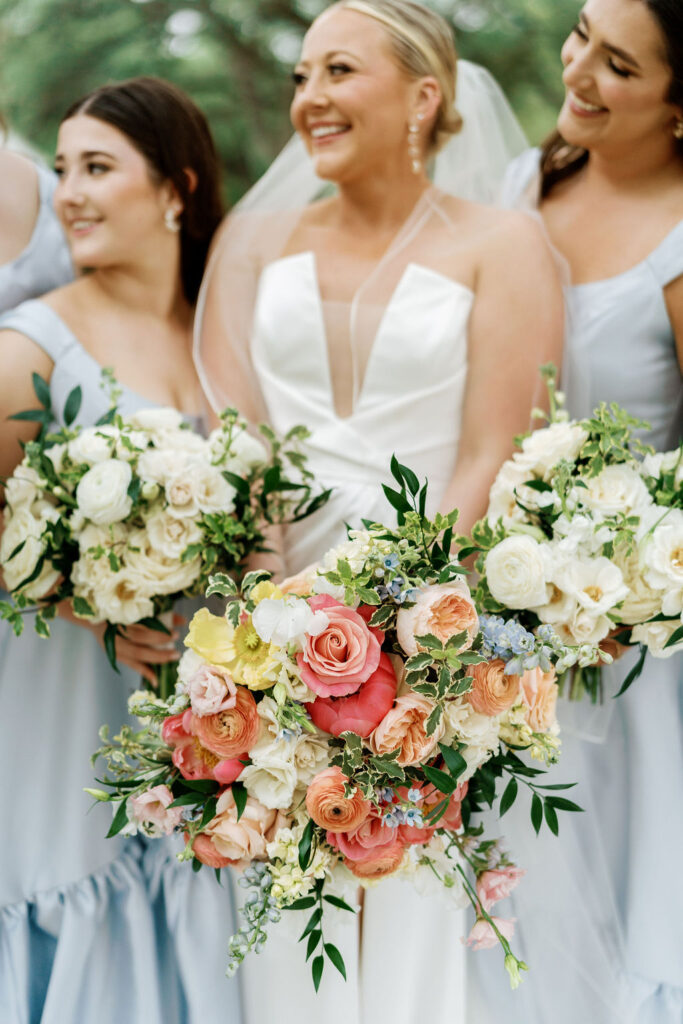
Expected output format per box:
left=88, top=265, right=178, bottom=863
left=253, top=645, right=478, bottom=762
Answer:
left=466, top=150, right=683, bottom=1024
left=0, top=303, right=242, bottom=1015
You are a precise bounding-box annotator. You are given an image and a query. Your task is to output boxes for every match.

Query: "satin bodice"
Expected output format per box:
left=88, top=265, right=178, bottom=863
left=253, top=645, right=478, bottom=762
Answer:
left=252, top=251, right=473, bottom=572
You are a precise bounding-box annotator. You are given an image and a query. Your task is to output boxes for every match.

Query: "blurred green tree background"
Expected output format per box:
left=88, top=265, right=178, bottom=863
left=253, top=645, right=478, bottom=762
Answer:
left=0, top=0, right=579, bottom=205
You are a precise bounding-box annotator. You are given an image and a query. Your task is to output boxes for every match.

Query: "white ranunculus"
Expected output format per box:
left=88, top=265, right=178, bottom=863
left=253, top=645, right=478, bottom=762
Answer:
left=195, top=466, right=236, bottom=515
left=240, top=757, right=298, bottom=810
left=4, top=464, right=42, bottom=509
left=252, top=596, right=328, bottom=648
left=579, top=464, right=652, bottom=520
left=517, top=422, right=588, bottom=479
left=68, top=427, right=118, bottom=466
left=641, top=449, right=683, bottom=487
left=553, top=555, right=630, bottom=617
left=641, top=510, right=683, bottom=613
left=76, top=459, right=133, bottom=525
left=485, top=535, right=549, bottom=609
left=631, top=617, right=681, bottom=658
left=145, top=510, right=203, bottom=560
left=614, top=548, right=664, bottom=625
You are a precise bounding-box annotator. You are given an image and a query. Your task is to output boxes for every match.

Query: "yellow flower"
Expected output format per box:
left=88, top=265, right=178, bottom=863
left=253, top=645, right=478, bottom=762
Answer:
left=251, top=580, right=283, bottom=604
left=229, top=618, right=277, bottom=690
left=185, top=608, right=235, bottom=667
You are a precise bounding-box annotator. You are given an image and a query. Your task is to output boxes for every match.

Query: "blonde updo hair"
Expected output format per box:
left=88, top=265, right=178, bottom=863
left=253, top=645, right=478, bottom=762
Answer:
left=335, top=0, right=462, bottom=154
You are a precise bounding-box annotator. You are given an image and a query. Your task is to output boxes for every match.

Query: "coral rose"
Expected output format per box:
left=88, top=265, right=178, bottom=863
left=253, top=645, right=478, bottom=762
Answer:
left=191, top=832, right=232, bottom=869
left=296, top=594, right=381, bottom=697
left=467, top=660, right=520, bottom=716
left=327, top=811, right=399, bottom=863
left=308, top=653, right=398, bottom=737
left=197, top=788, right=277, bottom=869
left=397, top=580, right=479, bottom=655
left=191, top=688, right=260, bottom=759
left=371, top=692, right=444, bottom=766
left=476, top=866, right=526, bottom=912
left=344, top=842, right=405, bottom=879
left=162, top=711, right=246, bottom=783
left=305, top=766, right=371, bottom=833
left=520, top=667, right=558, bottom=732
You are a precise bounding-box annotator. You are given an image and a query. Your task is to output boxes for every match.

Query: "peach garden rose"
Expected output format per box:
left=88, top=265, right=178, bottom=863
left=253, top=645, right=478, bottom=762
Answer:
left=371, top=691, right=444, bottom=766
left=396, top=580, right=478, bottom=656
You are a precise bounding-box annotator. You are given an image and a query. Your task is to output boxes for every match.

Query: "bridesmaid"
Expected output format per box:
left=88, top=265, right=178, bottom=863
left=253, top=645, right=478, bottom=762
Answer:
left=472, top=1, right=682, bottom=1022
left=0, top=79, right=242, bottom=1023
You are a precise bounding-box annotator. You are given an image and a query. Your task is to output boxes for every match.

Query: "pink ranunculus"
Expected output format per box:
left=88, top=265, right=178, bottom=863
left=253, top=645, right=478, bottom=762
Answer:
left=371, top=692, right=444, bottom=766
left=163, top=710, right=247, bottom=783
left=327, top=810, right=399, bottom=863
left=396, top=580, right=479, bottom=656
left=476, top=866, right=526, bottom=912
left=519, top=667, right=558, bottom=732
left=296, top=594, right=382, bottom=697
left=344, top=841, right=405, bottom=879
left=188, top=663, right=237, bottom=717
left=129, top=785, right=183, bottom=835
left=465, top=916, right=516, bottom=950
left=308, top=652, right=398, bottom=737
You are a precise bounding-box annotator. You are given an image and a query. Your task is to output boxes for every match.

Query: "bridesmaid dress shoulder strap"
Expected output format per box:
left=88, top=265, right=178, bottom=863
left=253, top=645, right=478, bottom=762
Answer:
left=0, top=299, right=76, bottom=363
left=648, top=218, right=683, bottom=287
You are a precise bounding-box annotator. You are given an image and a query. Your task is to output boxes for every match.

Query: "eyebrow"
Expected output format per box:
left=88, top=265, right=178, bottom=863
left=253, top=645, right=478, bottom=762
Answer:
left=580, top=12, right=642, bottom=70
left=295, top=49, right=359, bottom=67
left=54, top=149, right=117, bottom=163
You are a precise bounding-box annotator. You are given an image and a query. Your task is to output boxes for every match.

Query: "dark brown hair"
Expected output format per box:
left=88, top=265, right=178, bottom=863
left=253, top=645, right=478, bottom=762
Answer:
left=540, top=0, right=683, bottom=199
left=62, top=76, right=224, bottom=303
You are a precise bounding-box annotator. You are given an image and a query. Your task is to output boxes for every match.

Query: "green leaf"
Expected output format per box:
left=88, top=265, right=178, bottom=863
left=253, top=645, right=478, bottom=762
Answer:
left=438, top=742, right=467, bottom=780
left=499, top=777, right=518, bottom=817
left=312, top=954, right=325, bottom=992
left=127, top=476, right=141, bottom=503
left=614, top=644, right=647, bottom=697
left=192, top=857, right=203, bottom=873
left=405, top=653, right=434, bottom=672
left=205, top=573, right=238, bottom=598
left=286, top=896, right=317, bottom=911
left=8, top=409, right=52, bottom=423
left=323, top=894, right=355, bottom=913
left=382, top=484, right=412, bottom=515
left=298, top=818, right=314, bottom=870
left=35, top=613, right=51, bottom=638
left=63, top=385, right=82, bottom=426
left=530, top=792, right=543, bottom=835
left=137, top=616, right=172, bottom=635
left=664, top=624, right=683, bottom=649
left=232, top=782, right=247, bottom=821
left=545, top=796, right=584, bottom=813
left=544, top=800, right=559, bottom=836
left=425, top=704, right=443, bottom=738
left=399, top=463, right=420, bottom=497
left=414, top=632, right=444, bottom=652
left=299, top=907, right=322, bottom=940
left=423, top=764, right=458, bottom=795
left=368, top=605, right=394, bottom=628
left=32, top=372, right=51, bottom=409
left=169, top=792, right=202, bottom=808
left=72, top=596, right=95, bottom=618
left=306, top=930, right=322, bottom=961
left=199, top=796, right=218, bottom=829
left=324, top=942, right=347, bottom=980
left=106, top=798, right=130, bottom=839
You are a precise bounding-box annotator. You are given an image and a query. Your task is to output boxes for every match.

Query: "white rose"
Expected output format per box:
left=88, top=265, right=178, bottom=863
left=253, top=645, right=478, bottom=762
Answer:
left=292, top=733, right=330, bottom=786
left=0, top=507, right=51, bottom=594
left=441, top=698, right=501, bottom=781
left=76, top=459, right=133, bottom=525
left=4, top=464, right=42, bottom=509
left=240, top=757, right=298, bottom=811
left=485, top=535, right=549, bottom=609
left=194, top=466, right=236, bottom=515
left=641, top=510, right=683, bottom=615
left=93, top=569, right=156, bottom=625
left=555, top=608, right=611, bottom=646
left=631, top=618, right=681, bottom=659
left=578, top=464, right=652, bottom=520
left=613, top=548, right=664, bottom=625
left=517, top=422, right=588, bottom=478
left=137, top=448, right=187, bottom=486
left=128, top=408, right=185, bottom=432
left=68, top=427, right=118, bottom=466
left=164, top=464, right=209, bottom=518
left=124, top=531, right=202, bottom=596
left=486, top=460, right=550, bottom=527
left=252, top=596, right=328, bottom=648
left=553, top=555, right=630, bottom=617
left=145, top=510, right=203, bottom=560
left=641, top=449, right=683, bottom=487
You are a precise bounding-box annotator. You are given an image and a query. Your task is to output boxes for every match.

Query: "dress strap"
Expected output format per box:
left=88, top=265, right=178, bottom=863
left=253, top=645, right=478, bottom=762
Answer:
left=648, top=219, right=683, bottom=287
left=0, top=299, right=77, bottom=362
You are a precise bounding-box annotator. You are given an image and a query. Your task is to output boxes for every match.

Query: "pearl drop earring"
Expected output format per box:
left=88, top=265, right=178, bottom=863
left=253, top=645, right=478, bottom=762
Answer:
left=408, top=112, right=424, bottom=174
left=164, top=208, right=180, bottom=233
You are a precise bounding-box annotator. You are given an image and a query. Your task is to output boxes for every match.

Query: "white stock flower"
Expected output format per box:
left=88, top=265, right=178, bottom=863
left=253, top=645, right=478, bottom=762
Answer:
left=76, top=459, right=133, bottom=525
left=252, top=595, right=328, bottom=648
left=553, top=513, right=613, bottom=558
left=68, top=427, right=118, bottom=466
left=641, top=509, right=683, bottom=616
left=44, top=443, right=67, bottom=475
left=579, top=464, right=652, bottom=520
left=145, top=510, right=203, bottom=560
left=240, top=758, right=298, bottom=811
left=517, top=422, right=588, bottom=478
left=485, top=535, right=549, bottom=609
left=631, top=618, right=681, bottom=658
left=322, top=529, right=375, bottom=574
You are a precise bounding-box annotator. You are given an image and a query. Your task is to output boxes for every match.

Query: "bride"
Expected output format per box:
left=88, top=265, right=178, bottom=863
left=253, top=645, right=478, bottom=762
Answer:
left=196, top=1, right=563, bottom=1021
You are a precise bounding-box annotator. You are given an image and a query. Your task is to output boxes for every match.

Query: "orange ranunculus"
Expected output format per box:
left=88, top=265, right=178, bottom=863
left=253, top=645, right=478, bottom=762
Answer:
left=305, top=766, right=371, bottom=833
left=467, top=659, right=520, bottom=716
left=192, top=686, right=260, bottom=758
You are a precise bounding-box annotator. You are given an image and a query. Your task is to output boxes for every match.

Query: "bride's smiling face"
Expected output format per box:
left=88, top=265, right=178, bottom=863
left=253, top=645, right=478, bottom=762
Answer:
left=54, top=115, right=178, bottom=269
left=558, top=0, right=681, bottom=156
left=290, top=7, right=420, bottom=182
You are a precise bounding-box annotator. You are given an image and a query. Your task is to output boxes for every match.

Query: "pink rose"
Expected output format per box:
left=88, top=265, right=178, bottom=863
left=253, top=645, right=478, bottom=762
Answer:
left=296, top=594, right=381, bottom=697
left=308, top=652, right=398, bottom=737
left=520, top=667, right=558, bottom=732
left=188, top=663, right=237, bottom=717
left=192, top=787, right=277, bottom=870
left=327, top=810, right=399, bottom=863
left=465, top=916, right=516, bottom=950
left=371, top=692, right=444, bottom=766
left=396, top=581, right=478, bottom=656
left=476, top=866, right=526, bottom=912
left=344, top=842, right=405, bottom=879
left=129, top=784, right=183, bottom=835
left=162, top=711, right=247, bottom=783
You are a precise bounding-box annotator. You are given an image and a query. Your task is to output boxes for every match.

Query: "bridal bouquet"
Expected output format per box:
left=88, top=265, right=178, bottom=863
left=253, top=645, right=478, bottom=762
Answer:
left=93, top=459, right=585, bottom=991
left=0, top=373, right=326, bottom=691
left=465, top=366, right=683, bottom=701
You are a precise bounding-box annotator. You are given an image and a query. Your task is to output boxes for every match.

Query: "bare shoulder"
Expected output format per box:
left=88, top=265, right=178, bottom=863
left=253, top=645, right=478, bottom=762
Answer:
left=436, top=191, right=544, bottom=245
left=0, top=151, right=40, bottom=254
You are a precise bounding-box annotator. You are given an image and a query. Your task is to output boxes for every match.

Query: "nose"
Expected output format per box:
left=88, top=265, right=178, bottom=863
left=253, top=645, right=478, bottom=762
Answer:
left=55, top=168, right=86, bottom=207
left=296, top=70, right=330, bottom=111
left=562, top=41, right=594, bottom=92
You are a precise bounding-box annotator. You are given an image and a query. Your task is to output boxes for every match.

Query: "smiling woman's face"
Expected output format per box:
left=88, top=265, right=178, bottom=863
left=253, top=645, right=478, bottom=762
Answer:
left=54, top=114, right=175, bottom=269
left=290, top=7, right=419, bottom=184
left=557, top=0, right=682, bottom=158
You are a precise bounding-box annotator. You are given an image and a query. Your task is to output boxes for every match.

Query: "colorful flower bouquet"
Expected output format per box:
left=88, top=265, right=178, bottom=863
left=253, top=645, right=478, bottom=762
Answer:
left=464, top=365, right=683, bottom=701
left=0, top=373, right=327, bottom=692
left=93, top=459, right=585, bottom=990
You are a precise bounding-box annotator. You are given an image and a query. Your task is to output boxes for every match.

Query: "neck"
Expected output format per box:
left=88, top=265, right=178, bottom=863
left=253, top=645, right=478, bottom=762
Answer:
left=83, top=245, right=191, bottom=322
left=582, top=139, right=682, bottom=193
left=335, top=168, right=432, bottom=233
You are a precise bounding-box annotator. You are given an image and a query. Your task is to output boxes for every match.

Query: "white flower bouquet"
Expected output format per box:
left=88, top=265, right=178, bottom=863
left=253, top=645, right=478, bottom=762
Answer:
left=465, top=365, right=683, bottom=701
left=92, top=460, right=585, bottom=991
left=0, top=373, right=328, bottom=692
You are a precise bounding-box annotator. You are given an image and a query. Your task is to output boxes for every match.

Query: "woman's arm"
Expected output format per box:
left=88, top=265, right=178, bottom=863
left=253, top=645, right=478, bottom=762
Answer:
left=664, top=274, right=683, bottom=374
left=0, top=150, right=39, bottom=267
left=440, top=212, right=564, bottom=534
left=0, top=329, right=53, bottom=490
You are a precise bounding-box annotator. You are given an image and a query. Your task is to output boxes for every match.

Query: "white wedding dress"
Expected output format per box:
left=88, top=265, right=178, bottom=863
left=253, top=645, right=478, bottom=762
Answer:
left=236, top=250, right=473, bottom=1024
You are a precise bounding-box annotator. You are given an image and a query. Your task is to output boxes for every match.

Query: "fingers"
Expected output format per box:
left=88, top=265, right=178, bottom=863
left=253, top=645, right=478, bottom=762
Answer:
left=121, top=623, right=178, bottom=646
left=116, top=639, right=180, bottom=665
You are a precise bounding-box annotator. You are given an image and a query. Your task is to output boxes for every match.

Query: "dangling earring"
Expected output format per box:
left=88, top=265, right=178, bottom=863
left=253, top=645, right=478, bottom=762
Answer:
left=408, top=113, right=424, bottom=174
left=164, top=208, right=180, bottom=233
left=673, top=120, right=683, bottom=140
